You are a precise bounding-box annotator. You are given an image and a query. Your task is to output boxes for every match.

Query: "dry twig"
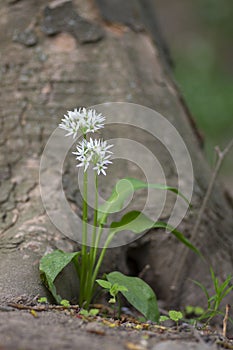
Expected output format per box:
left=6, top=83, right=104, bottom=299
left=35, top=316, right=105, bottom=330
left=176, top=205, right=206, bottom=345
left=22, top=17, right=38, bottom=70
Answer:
left=223, top=304, right=231, bottom=337
left=8, top=302, right=80, bottom=312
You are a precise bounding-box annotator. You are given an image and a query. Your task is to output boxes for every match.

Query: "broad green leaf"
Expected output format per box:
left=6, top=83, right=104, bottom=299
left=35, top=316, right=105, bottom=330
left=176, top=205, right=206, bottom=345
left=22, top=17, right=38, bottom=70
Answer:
left=40, top=274, right=61, bottom=304
left=39, top=250, right=80, bottom=303
left=117, top=285, right=128, bottom=292
left=109, top=210, right=201, bottom=256
left=98, top=177, right=189, bottom=224
left=107, top=271, right=159, bottom=322
left=110, top=211, right=154, bottom=233
left=98, top=179, right=133, bottom=220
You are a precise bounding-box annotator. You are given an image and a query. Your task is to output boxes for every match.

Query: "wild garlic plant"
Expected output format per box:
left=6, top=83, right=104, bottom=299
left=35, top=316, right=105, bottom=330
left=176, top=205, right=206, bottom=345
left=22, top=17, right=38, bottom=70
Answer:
left=60, top=108, right=114, bottom=307
left=40, top=107, right=199, bottom=319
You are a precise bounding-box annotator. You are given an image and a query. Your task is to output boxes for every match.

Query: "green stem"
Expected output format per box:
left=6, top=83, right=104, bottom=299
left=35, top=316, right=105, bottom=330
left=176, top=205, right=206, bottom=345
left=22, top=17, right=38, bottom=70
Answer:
left=117, top=294, right=122, bottom=319
left=91, top=231, right=115, bottom=286
left=92, top=225, right=103, bottom=264
left=82, top=173, right=99, bottom=308
left=82, top=170, right=88, bottom=250
left=80, top=134, right=88, bottom=306
left=84, top=223, right=104, bottom=304
left=83, top=252, right=92, bottom=308
left=90, top=174, right=98, bottom=257
left=92, top=209, right=108, bottom=264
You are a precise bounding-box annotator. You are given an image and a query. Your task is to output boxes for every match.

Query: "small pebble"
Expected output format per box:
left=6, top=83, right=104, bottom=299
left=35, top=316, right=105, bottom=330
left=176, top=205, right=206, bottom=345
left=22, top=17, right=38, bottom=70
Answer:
left=13, top=28, right=38, bottom=47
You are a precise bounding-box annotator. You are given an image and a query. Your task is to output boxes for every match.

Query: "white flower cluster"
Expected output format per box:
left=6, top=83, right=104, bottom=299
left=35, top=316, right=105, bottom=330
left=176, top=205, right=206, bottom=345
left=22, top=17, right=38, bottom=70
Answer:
left=59, top=107, right=105, bottom=138
left=73, top=138, right=113, bottom=176
left=59, top=107, right=113, bottom=175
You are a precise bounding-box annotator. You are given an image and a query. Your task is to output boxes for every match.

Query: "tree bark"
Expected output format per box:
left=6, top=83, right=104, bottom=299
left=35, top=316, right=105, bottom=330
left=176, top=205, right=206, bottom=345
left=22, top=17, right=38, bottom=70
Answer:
left=0, top=0, right=232, bottom=314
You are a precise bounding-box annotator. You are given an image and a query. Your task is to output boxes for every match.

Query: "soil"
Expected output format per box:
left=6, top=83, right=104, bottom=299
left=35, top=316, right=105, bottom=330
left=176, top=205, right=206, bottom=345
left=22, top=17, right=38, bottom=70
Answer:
left=0, top=302, right=231, bottom=350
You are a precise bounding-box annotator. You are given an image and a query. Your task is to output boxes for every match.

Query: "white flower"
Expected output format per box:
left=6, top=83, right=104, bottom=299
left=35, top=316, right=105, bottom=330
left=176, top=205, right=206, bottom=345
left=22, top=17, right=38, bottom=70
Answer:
left=59, top=108, right=105, bottom=138
left=73, top=138, right=113, bottom=175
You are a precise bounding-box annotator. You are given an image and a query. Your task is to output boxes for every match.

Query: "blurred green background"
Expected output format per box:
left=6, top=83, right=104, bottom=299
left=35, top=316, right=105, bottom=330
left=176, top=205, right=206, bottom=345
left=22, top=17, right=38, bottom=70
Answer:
left=155, top=0, right=233, bottom=185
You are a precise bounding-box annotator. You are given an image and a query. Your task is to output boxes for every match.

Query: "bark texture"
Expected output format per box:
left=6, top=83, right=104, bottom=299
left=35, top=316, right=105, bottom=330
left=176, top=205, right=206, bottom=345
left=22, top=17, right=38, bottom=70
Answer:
left=0, top=0, right=233, bottom=315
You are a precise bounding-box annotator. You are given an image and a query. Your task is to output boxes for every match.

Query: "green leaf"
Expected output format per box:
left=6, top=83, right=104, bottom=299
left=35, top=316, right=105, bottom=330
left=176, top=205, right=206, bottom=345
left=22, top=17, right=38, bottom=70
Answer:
left=40, top=274, right=61, bottom=304
left=110, top=211, right=154, bottom=233
left=191, top=279, right=210, bottom=305
left=98, top=177, right=190, bottom=224
left=194, top=306, right=204, bottom=316
left=222, top=285, right=233, bottom=299
left=220, top=275, right=232, bottom=292
left=109, top=283, right=128, bottom=298
left=210, top=267, right=219, bottom=293
left=39, top=250, right=80, bottom=303
left=185, top=305, right=194, bottom=315
left=109, top=210, right=201, bottom=256
left=89, top=308, right=99, bottom=316
left=159, top=315, right=169, bottom=322
left=138, top=316, right=146, bottom=322
left=110, top=283, right=119, bottom=297
left=79, top=309, right=89, bottom=316
left=96, top=279, right=112, bottom=290
left=117, top=285, right=128, bottom=292
left=106, top=271, right=159, bottom=322
left=37, top=297, right=48, bottom=304
left=185, top=305, right=204, bottom=316
left=80, top=308, right=99, bottom=316
left=97, top=279, right=128, bottom=303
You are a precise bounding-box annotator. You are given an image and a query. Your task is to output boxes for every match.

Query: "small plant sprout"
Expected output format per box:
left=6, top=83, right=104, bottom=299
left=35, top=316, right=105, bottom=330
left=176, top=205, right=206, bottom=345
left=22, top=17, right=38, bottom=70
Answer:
left=60, top=299, right=71, bottom=308
left=37, top=297, right=48, bottom=304
left=159, top=315, right=169, bottom=323
left=79, top=308, right=99, bottom=317
left=96, top=279, right=128, bottom=318
left=40, top=107, right=200, bottom=320
left=96, top=279, right=128, bottom=304
left=168, top=310, right=183, bottom=326
left=192, top=267, right=233, bottom=324
left=159, top=310, right=183, bottom=327
left=185, top=305, right=204, bottom=317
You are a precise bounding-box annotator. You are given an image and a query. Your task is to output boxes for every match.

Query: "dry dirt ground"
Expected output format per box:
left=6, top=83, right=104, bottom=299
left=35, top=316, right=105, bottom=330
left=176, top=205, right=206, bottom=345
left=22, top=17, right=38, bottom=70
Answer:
left=0, top=305, right=231, bottom=350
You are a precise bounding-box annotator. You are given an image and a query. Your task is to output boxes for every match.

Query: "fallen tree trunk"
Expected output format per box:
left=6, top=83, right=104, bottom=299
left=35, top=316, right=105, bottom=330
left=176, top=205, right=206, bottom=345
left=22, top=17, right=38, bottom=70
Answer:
left=0, top=0, right=232, bottom=315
